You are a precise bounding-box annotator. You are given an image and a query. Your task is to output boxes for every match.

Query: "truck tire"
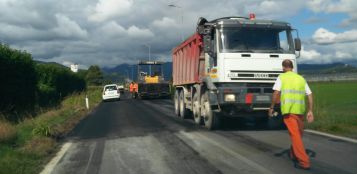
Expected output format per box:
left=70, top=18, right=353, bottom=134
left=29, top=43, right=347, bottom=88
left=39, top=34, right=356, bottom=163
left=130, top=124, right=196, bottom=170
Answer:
left=201, top=91, right=221, bottom=130
left=179, top=90, right=189, bottom=119
left=193, top=92, right=203, bottom=125
left=174, top=90, right=180, bottom=117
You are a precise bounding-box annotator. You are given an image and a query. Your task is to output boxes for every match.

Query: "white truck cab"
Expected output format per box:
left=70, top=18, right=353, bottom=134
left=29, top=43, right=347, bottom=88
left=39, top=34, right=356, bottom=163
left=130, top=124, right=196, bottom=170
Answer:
left=203, top=17, right=300, bottom=84
left=174, top=15, right=302, bottom=130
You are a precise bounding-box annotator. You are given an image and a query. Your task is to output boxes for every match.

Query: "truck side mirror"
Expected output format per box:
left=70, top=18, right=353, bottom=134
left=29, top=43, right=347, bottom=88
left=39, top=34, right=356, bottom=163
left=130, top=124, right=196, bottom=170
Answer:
left=196, top=17, right=208, bottom=34
left=294, top=38, right=301, bottom=51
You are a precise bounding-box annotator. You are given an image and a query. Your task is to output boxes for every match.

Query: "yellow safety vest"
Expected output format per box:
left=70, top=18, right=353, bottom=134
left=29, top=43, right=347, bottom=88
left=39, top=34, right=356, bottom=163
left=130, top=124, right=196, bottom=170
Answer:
left=280, top=71, right=306, bottom=115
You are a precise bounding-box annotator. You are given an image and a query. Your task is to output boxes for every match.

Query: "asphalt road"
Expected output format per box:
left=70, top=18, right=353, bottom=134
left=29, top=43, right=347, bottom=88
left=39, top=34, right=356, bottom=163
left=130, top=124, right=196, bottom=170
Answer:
left=48, top=93, right=357, bottom=174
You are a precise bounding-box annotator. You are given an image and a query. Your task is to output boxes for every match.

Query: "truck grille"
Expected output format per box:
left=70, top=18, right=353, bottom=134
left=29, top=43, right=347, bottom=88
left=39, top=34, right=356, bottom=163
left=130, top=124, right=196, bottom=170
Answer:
left=228, top=71, right=282, bottom=81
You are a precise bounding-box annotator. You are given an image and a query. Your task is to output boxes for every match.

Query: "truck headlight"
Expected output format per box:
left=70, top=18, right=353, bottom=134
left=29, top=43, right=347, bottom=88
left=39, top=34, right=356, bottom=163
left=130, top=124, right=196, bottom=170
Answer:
left=224, top=94, right=236, bottom=102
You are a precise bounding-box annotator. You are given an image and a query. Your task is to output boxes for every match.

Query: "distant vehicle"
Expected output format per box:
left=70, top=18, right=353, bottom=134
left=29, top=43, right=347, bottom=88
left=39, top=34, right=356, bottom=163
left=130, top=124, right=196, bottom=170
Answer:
left=135, top=61, right=170, bottom=99
left=172, top=15, right=302, bottom=130
left=118, top=85, right=125, bottom=93
left=102, top=84, right=121, bottom=101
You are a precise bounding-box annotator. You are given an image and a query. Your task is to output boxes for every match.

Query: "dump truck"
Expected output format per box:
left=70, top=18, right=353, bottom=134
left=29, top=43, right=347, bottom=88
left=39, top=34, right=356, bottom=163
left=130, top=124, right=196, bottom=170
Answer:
left=136, top=61, right=170, bottom=99
left=172, top=14, right=302, bottom=129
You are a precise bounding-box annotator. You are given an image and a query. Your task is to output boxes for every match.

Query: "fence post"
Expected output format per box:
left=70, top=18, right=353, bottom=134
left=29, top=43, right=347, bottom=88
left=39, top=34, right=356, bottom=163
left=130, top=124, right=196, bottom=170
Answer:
left=85, top=95, right=89, bottom=109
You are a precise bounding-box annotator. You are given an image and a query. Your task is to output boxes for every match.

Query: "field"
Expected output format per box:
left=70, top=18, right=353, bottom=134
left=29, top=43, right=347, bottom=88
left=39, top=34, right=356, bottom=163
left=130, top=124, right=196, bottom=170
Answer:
left=0, top=86, right=102, bottom=174
left=307, top=81, right=357, bottom=138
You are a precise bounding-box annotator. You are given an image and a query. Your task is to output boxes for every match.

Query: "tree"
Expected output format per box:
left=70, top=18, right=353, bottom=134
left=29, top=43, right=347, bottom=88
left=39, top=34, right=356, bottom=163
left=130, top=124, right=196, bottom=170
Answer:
left=86, top=65, right=103, bottom=86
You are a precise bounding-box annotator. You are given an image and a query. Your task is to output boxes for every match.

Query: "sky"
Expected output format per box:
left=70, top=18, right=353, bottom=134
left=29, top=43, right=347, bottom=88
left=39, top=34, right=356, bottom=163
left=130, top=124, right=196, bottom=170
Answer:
left=1, top=0, right=357, bottom=68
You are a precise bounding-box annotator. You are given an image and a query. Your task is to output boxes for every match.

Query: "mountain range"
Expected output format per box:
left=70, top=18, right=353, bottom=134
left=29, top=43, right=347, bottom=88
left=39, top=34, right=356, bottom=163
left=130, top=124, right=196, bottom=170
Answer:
left=102, top=62, right=173, bottom=81
left=102, top=62, right=357, bottom=81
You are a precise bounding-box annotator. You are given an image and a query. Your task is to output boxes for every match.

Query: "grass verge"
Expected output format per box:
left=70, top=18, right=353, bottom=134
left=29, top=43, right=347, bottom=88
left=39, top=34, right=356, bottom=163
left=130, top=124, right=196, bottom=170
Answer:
left=0, top=86, right=102, bottom=174
left=306, top=81, right=357, bottom=139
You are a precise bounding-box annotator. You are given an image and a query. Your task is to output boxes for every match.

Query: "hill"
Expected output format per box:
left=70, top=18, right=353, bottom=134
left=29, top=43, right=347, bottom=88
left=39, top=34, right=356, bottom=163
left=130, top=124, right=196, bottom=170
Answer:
left=34, top=60, right=69, bottom=69
left=102, top=62, right=173, bottom=81
left=103, top=61, right=357, bottom=81
left=298, top=63, right=357, bottom=74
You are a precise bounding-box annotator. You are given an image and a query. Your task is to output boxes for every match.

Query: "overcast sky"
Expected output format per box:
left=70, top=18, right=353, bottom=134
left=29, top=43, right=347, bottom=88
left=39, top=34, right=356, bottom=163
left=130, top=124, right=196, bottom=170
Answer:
left=1, top=0, right=357, bottom=68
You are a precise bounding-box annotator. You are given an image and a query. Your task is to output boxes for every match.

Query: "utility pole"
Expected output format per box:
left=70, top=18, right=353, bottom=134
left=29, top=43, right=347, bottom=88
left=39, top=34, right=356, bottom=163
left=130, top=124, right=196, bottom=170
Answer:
left=143, top=44, right=151, bottom=75
left=131, top=65, right=134, bottom=81
left=168, top=4, right=184, bottom=41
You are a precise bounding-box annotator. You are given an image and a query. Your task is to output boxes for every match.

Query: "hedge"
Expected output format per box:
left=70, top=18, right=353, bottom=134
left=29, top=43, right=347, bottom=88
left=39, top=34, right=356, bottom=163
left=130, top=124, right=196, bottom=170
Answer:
left=0, top=43, right=86, bottom=121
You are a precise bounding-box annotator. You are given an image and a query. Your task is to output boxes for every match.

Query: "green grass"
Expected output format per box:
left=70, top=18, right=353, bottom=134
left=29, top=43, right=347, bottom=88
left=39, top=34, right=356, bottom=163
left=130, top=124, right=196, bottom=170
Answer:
left=0, top=145, right=44, bottom=174
left=307, top=81, right=357, bottom=138
left=0, top=86, right=102, bottom=174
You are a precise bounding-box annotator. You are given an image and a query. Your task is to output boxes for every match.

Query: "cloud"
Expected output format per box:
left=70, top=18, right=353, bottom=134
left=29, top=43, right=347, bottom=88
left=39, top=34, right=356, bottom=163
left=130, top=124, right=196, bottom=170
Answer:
left=245, top=0, right=306, bottom=19
left=312, top=28, right=357, bottom=44
left=88, top=0, right=133, bottom=22
left=1, top=0, right=356, bottom=68
left=62, top=60, right=74, bottom=67
left=53, top=14, right=88, bottom=39
left=152, top=17, right=178, bottom=29
left=98, top=21, right=154, bottom=39
left=98, top=21, right=127, bottom=38
left=127, top=26, right=154, bottom=38
left=336, top=51, right=352, bottom=58
left=300, top=47, right=322, bottom=60
left=299, top=38, right=357, bottom=64
left=307, top=0, right=357, bottom=27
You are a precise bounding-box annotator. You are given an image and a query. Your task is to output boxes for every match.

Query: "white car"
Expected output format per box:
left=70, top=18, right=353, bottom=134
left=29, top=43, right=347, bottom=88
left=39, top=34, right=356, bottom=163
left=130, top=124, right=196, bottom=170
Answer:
left=102, top=84, right=121, bottom=101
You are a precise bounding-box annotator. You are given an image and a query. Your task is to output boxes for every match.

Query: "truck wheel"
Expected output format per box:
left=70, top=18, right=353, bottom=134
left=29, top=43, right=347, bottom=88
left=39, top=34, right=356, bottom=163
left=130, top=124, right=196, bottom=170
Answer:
left=179, top=90, right=189, bottom=119
left=201, top=91, right=221, bottom=130
left=174, top=90, right=180, bottom=117
left=193, top=92, right=203, bottom=125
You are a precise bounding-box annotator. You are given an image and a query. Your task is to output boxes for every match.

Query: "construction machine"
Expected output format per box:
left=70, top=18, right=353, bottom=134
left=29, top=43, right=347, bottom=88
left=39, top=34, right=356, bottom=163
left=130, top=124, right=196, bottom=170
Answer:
left=136, top=61, right=170, bottom=99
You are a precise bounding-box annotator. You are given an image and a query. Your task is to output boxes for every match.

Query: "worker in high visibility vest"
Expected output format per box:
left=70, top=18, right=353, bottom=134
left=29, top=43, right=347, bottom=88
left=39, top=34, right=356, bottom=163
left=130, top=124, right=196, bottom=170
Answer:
left=269, top=59, right=314, bottom=170
left=129, top=82, right=134, bottom=93
left=129, top=82, right=138, bottom=98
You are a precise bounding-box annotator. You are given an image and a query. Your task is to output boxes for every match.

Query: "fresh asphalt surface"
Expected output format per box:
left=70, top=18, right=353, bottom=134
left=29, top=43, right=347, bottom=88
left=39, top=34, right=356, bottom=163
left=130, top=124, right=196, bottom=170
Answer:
left=50, top=92, right=357, bottom=174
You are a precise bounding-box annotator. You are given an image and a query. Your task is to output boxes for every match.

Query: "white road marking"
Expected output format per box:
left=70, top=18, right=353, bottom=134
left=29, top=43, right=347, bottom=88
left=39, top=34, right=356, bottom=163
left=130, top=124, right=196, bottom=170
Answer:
left=40, top=142, right=72, bottom=174
left=305, top=129, right=357, bottom=144
left=83, top=141, right=97, bottom=174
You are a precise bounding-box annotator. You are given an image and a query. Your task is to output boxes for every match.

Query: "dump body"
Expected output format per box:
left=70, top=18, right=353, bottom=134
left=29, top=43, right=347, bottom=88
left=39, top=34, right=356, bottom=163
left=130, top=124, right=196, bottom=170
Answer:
left=172, top=33, right=204, bottom=86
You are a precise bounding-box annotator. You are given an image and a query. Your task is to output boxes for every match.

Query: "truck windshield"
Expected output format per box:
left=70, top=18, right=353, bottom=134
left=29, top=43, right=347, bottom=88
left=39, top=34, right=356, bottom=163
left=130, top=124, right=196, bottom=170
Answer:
left=219, top=28, right=294, bottom=53
left=138, top=64, right=162, bottom=77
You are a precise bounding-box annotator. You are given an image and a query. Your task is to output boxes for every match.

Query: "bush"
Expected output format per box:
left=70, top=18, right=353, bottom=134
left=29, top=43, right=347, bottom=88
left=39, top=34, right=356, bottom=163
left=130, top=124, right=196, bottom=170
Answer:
left=0, top=43, right=87, bottom=121
left=0, top=44, right=37, bottom=121
left=36, top=64, right=86, bottom=107
left=32, top=123, right=52, bottom=137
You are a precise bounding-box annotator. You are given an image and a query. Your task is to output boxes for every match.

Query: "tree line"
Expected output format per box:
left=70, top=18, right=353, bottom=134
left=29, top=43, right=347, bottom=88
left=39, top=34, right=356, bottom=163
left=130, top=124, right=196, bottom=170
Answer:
left=0, top=43, right=103, bottom=122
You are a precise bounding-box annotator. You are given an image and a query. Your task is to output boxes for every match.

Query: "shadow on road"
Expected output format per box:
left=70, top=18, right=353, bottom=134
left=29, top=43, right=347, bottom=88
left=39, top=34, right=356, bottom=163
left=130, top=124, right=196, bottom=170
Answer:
left=66, top=93, right=195, bottom=142
left=274, top=148, right=316, bottom=159
left=219, top=116, right=286, bottom=131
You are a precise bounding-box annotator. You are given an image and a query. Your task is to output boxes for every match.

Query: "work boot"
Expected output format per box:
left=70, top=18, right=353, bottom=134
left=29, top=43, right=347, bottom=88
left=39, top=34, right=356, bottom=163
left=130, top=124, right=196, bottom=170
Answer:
left=290, top=146, right=310, bottom=170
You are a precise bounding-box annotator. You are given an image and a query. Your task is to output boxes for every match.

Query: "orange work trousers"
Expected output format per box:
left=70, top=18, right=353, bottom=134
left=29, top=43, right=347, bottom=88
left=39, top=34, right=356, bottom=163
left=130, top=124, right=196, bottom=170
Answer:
left=284, top=114, right=310, bottom=168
